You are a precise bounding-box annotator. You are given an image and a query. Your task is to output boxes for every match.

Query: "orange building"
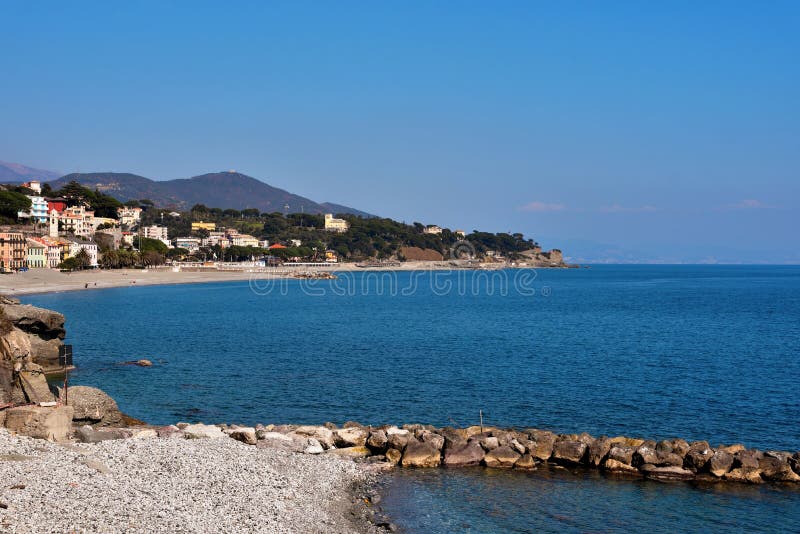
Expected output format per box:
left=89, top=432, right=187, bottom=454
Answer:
left=0, top=232, right=27, bottom=272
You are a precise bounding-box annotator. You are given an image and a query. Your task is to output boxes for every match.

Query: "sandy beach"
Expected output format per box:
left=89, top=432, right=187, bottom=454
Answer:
left=0, top=261, right=512, bottom=296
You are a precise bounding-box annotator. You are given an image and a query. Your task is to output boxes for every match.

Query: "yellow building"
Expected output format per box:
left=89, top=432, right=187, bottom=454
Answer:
left=191, top=221, right=216, bottom=232
left=324, top=214, right=349, bottom=233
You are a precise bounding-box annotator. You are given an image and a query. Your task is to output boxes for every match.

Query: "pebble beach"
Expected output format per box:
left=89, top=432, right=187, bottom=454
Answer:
left=0, top=429, right=380, bottom=534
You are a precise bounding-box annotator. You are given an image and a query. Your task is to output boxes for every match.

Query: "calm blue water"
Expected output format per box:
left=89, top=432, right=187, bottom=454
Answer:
left=24, top=265, right=800, bottom=532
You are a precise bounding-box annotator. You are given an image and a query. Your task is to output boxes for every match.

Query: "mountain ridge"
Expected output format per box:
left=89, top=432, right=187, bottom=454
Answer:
left=45, top=170, right=372, bottom=216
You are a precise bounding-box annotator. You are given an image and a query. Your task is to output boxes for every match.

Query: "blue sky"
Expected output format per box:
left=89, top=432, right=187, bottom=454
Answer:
left=1, top=1, right=798, bottom=262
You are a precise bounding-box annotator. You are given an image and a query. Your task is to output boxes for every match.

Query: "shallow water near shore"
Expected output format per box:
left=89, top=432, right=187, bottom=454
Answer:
left=24, top=265, right=800, bottom=531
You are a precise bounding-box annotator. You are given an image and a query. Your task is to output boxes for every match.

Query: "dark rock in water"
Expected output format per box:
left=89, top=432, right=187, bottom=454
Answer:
left=528, top=430, right=557, bottom=461
left=552, top=440, right=588, bottom=465
left=484, top=445, right=521, bottom=468
left=438, top=427, right=466, bottom=448
left=734, top=449, right=762, bottom=470
left=708, top=450, right=734, bottom=477
left=790, top=453, right=800, bottom=475
left=443, top=441, right=485, bottom=467
left=514, top=453, right=537, bottom=470
left=419, top=430, right=445, bottom=451
left=725, top=467, right=763, bottom=484
left=633, top=446, right=659, bottom=467
left=684, top=442, right=714, bottom=471
left=759, top=457, right=800, bottom=482
left=588, top=437, right=613, bottom=467
left=669, top=438, right=690, bottom=457
left=400, top=439, right=441, bottom=468
left=607, top=446, right=635, bottom=465
left=655, top=440, right=673, bottom=454
left=640, top=464, right=695, bottom=481
left=386, top=430, right=410, bottom=452
left=656, top=451, right=685, bottom=467
left=64, top=385, right=123, bottom=427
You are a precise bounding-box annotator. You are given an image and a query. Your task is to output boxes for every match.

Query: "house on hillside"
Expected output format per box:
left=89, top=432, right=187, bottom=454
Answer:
left=324, top=214, right=349, bottom=233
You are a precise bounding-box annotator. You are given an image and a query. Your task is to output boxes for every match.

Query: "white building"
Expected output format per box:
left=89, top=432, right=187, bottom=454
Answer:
left=232, top=234, right=260, bottom=247
left=139, top=225, right=170, bottom=247
left=50, top=205, right=95, bottom=238
left=174, top=237, right=201, bottom=252
left=18, top=196, right=49, bottom=223
left=117, top=206, right=142, bottom=227
left=324, top=213, right=349, bottom=233
left=67, top=239, right=98, bottom=267
left=423, top=225, right=442, bottom=235
left=22, top=180, right=42, bottom=194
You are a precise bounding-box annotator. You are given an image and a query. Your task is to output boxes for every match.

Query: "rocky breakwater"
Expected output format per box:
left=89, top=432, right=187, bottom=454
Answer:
left=212, top=422, right=800, bottom=487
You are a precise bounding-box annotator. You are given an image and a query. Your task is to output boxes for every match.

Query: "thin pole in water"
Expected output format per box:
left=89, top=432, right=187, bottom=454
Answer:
left=479, top=410, right=483, bottom=433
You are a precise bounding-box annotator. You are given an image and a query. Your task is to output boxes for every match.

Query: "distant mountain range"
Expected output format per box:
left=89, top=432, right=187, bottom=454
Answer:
left=0, top=161, right=61, bottom=182
left=1, top=161, right=371, bottom=216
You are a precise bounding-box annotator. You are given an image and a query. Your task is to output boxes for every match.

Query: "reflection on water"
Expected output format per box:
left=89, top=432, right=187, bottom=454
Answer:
left=380, top=466, right=800, bottom=533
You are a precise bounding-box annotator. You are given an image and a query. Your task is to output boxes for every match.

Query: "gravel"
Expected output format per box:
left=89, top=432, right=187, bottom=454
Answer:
left=0, top=429, right=380, bottom=533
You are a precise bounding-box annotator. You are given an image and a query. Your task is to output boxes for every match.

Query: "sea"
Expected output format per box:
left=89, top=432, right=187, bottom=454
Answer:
left=24, top=265, right=800, bottom=532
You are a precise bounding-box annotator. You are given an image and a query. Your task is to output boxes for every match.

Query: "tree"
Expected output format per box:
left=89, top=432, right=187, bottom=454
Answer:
left=137, top=237, right=168, bottom=254
left=0, top=191, right=32, bottom=221
left=73, top=248, right=91, bottom=269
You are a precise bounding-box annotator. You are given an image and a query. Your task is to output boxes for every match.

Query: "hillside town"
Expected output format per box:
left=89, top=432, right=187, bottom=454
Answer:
left=0, top=179, right=566, bottom=273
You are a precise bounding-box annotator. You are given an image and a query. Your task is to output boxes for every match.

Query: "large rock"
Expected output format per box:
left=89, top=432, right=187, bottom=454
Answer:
left=528, top=430, right=557, bottom=461
left=386, top=428, right=411, bottom=451
left=65, top=386, right=123, bottom=427
left=183, top=423, right=226, bottom=439
left=366, top=429, right=388, bottom=453
left=604, top=458, right=640, bottom=474
left=632, top=446, right=659, bottom=467
left=75, top=425, right=127, bottom=443
left=725, top=467, right=763, bottom=484
left=484, top=446, right=521, bottom=468
left=640, top=464, right=695, bottom=481
left=290, top=426, right=335, bottom=449
left=229, top=427, right=257, bottom=445
left=443, top=441, right=485, bottom=467
left=684, top=442, right=714, bottom=471
left=4, top=405, right=73, bottom=441
left=588, top=437, right=613, bottom=467
left=607, top=446, right=635, bottom=465
left=1, top=300, right=65, bottom=371
left=759, top=457, right=800, bottom=482
left=401, top=439, right=441, bottom=468
left=333, top=427, right=368, bottom=448
left=708, top=450, right=734, bottom=477
left=552, top=440, right=588, bottom=465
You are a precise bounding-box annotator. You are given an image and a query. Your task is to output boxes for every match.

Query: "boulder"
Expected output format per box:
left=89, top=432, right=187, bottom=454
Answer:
left=607, top=446, right=635, bottom=465
left=291, top=425, right=335, bottom=449
left=528, top=430, right=557, bottom=461
left=718, top=444, right=745, bottom=454
left=366, top=429, right=389, bottom=452
left=509, top=438, right=526, bottom=455
left=183, top=423, right=226, bottom=439
left=334, top=427, right=368, bottom=448
left=668, top=439, right=690, bottom=457
left=684, top=442, right=714, bottom=471
left=484, top=446, right=521, bottom=468
left=552, top=440, right=588, bottom=465
left=656, top=451, right=686, bottom=467
left=4, top=405, right=73, bottom=441
left=632, top=446, right=659, bottom=467
left=707, top=450, right=734, bottom=477
left=135, top=359, right=153, bottom=367
left=1, top=300, right=66, bottom=370
left=514, top=453, right=537, bottom=470
left=724, top=467, right=763, bottom=484
left=478, top=436, right=500, bottom=451
left=734, top=449, right=762, bottom=470
left=385, top=448, right=402, bottom=465
left=791, top=453, right=800, bottom=475
left=655, top=440, right=673, bottom=454
left=443, top=441, right=485, bottom=467
left=386, top=428, right=411, bottom=451
left=419, top=430, right=445, bottom=451
left=65, top=386, right=123, bottom=427
left=401, top=439, right=441, bottom=468
left=229, top=427, right=257, bottom=445
left=156, top=425, right=182, bottom=438
left=303, top=438, right=324, bottom=455
left=74, top=425, right=127, bottom=443
left=640, top=464, right=695, bottom=481
left=328, top=446, right=371, bottom=458
left=588, top=437, right=613, bottom=467
left=759, top=457, right=800, bottom=482
left=603, top=458, right=639, bottom=474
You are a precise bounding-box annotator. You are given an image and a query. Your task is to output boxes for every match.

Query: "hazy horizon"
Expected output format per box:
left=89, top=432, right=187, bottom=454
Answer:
left=2, top=2, right=798, bottom=263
